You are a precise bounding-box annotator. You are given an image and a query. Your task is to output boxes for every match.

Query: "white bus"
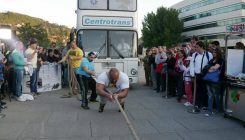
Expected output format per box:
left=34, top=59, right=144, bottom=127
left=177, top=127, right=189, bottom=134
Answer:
left=76, top=0, right=139, bottom=84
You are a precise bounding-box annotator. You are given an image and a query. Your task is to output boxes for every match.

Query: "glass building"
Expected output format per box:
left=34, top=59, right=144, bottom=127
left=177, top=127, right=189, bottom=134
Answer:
left=172, top=0, right=245, bottom=46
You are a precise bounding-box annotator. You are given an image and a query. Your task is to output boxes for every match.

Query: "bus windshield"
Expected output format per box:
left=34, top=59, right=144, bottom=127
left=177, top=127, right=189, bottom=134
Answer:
left=78, top=30, right=137, bottom=58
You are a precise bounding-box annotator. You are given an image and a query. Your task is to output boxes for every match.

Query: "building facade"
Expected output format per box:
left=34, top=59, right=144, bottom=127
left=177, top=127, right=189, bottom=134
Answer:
left=172, top=0, right=245, bottom=46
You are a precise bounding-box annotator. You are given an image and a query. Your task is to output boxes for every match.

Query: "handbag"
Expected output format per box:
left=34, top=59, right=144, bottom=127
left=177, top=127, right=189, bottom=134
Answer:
left=203, top=62, right=223, bottom=83
left=203, top=70, right=220, bottom=83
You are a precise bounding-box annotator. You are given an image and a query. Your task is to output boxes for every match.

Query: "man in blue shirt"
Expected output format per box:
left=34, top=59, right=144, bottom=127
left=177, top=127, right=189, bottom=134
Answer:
left=77, top=52, right=97, bottom=109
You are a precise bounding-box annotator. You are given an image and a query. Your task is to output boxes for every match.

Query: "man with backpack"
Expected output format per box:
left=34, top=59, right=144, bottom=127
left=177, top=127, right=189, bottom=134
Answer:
left=190, top=41, right=213, bottom=111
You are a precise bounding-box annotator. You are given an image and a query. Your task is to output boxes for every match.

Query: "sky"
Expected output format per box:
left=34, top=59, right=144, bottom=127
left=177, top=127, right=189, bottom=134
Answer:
left=0, top=0, right=183, bottom=36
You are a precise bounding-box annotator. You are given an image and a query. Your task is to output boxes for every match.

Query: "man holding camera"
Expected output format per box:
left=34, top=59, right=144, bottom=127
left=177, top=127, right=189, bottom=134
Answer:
left=25, top=38, right=39, bottom=96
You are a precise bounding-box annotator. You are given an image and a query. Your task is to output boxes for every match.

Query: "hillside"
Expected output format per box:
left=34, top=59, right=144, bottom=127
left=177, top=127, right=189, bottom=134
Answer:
left=0, top=11, right=71, bottom=44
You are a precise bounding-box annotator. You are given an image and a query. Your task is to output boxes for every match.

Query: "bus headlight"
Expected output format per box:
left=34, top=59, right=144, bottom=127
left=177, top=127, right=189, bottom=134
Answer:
left=130, top=68, right=137, bottom=75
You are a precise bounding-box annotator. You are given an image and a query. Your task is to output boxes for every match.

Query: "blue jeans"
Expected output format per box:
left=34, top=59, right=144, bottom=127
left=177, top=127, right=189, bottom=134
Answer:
left=30, top=68, right=38, bottom=93
left=207, top=83, right=220, bottom=113
left=15, top=69, right=24, bottom=97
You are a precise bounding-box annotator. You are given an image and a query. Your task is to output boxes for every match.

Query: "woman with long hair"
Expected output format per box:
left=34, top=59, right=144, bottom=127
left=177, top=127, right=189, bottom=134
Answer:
left=205, top=48, right=224, bottom=117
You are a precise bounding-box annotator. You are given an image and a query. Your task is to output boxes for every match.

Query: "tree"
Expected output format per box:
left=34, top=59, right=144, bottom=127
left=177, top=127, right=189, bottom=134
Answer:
left=17, top=23, right=50, bottom=47
left=142, top=7, right=183, bottom=48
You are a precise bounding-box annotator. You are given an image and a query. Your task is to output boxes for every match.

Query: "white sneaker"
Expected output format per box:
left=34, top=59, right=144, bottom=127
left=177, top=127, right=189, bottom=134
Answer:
left=205, top=112, right=215, bottom=117
left=184, top=102, right=192, bottom=107
left=23, top=94, right=34, bottom=101
left=183, top=95, right=187, bottom=99
left=17, top=95, right=26, bottom=102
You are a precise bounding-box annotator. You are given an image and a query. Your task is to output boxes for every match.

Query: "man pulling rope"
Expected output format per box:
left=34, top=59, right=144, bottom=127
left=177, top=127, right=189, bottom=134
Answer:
left=58, top=41, right=83, bottom=98
left=96, top=68, right=140, bottom=140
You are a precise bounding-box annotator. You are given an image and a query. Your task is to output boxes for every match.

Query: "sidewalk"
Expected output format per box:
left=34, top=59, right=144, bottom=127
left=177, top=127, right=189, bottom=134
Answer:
left=0, top=67, right=244, bottom=140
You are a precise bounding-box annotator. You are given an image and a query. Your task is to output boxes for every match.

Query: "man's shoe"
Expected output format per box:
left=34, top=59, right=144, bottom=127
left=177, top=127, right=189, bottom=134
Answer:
left=35, top=92, right=41, bottom=96
left=81, top=105, right=90, bottom=110
left=16, top=95, right=26, bottom=102
left=89, top=99, right=99, bottom=103
left=31, top=92, right=37, bottom=97
left=98, top=104, right=105, bottom=113
left=205, top=112, right=214, bottom=117
left=60, top=94, right=72, bottom=98
left=0, top=101, right=6, bottom=106
left=202, top=107, right=207, bottom=111
left=1, top=105, right=7, bottom=109
left=177, top=97, right=181, bottom=103
left=184, top=102, right=193, bottom=107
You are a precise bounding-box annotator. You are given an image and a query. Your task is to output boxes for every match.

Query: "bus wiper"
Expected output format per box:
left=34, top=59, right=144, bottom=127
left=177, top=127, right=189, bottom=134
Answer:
left=96, top=43, right=106, bottom=58
left=110, top=44, right=125, bottom=59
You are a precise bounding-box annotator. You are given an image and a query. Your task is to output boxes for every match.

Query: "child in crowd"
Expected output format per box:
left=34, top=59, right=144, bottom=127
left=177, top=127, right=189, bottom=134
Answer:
left=180, top=56, right=193, bottom=106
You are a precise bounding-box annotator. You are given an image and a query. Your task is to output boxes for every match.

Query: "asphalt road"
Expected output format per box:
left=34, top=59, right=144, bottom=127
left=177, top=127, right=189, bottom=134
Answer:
left=0, top=66, right=244, bottom=140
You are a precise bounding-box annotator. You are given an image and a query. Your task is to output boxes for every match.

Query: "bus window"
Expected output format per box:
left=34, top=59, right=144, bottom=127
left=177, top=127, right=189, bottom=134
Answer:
left=78, top=0, right=107, bottom=10
left=109, top=0, right=136, bottom=11
left=109, top=31, right=136, bottom=58
left=79, top=30, right=107, bottom=57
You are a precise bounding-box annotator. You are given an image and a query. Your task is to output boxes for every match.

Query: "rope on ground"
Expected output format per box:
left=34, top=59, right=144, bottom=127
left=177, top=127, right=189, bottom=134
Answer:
left=61, top=60, right=83, bottom=100
left=115, top=97, right=140, bottom=140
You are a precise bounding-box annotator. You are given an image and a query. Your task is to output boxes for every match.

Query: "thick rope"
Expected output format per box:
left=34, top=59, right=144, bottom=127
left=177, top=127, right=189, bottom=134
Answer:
left=115, top=97, right=140, bottom=140
left=67, top=60, right=81, bottom=100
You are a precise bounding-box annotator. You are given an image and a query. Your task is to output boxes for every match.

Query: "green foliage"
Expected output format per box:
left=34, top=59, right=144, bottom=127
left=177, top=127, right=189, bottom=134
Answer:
left=141, top=7, right=183, bottom=48
left=0, top=12, right=71, bottom=47
left=203, top=37, right=212, bottom=50
left=17, top=23, right=50, bottom=47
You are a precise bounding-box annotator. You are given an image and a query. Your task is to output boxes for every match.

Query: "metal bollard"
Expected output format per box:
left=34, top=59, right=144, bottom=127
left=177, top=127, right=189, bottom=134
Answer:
left=164, top=70, right=168, bottom=99
left=187, top=76, right=200, bottom=114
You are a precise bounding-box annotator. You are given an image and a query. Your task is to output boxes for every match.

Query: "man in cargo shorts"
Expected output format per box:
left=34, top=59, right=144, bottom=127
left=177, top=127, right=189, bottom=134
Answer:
left=96, top=68, right=129, bottom=112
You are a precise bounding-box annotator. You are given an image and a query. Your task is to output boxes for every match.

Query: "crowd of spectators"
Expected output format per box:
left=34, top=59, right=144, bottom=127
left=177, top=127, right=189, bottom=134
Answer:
left=0, top=39, right=69, bottom=110
left=143, top=36, right=244, bottom=117
left=0, top=38, right=98, bottom=113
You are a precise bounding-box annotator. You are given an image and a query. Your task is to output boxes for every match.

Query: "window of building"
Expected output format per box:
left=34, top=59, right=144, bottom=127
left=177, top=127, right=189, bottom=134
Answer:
left=182, top=3, right=245, bottom=22
left=183, top=18, right=245, bottom=32
left=179, top=0, right=223, bottom=13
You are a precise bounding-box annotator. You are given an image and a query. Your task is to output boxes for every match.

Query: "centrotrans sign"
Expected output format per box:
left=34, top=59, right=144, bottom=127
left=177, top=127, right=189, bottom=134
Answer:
left=82, top=16, right=133, bottom=27
left=227, top=24, right=245, bottom=33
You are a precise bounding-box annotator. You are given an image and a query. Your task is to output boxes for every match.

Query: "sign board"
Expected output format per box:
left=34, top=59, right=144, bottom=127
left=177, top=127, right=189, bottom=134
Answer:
left=226, top=24, right=245, bottom=33
left=227, top=49, right=244, bottom=76
left=0, top=29, right=12, bottom=40
left=23, top=64, right=62, bottom=93
left=83, top=16, right=133, bottom=27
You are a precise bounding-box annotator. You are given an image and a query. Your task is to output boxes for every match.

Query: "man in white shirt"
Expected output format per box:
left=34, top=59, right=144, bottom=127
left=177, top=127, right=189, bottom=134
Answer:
left=190, top=41, right=213, bottom=110
left=25, top=38, right=39, bottom=95
left=96, top=68, right=129, bottom=112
